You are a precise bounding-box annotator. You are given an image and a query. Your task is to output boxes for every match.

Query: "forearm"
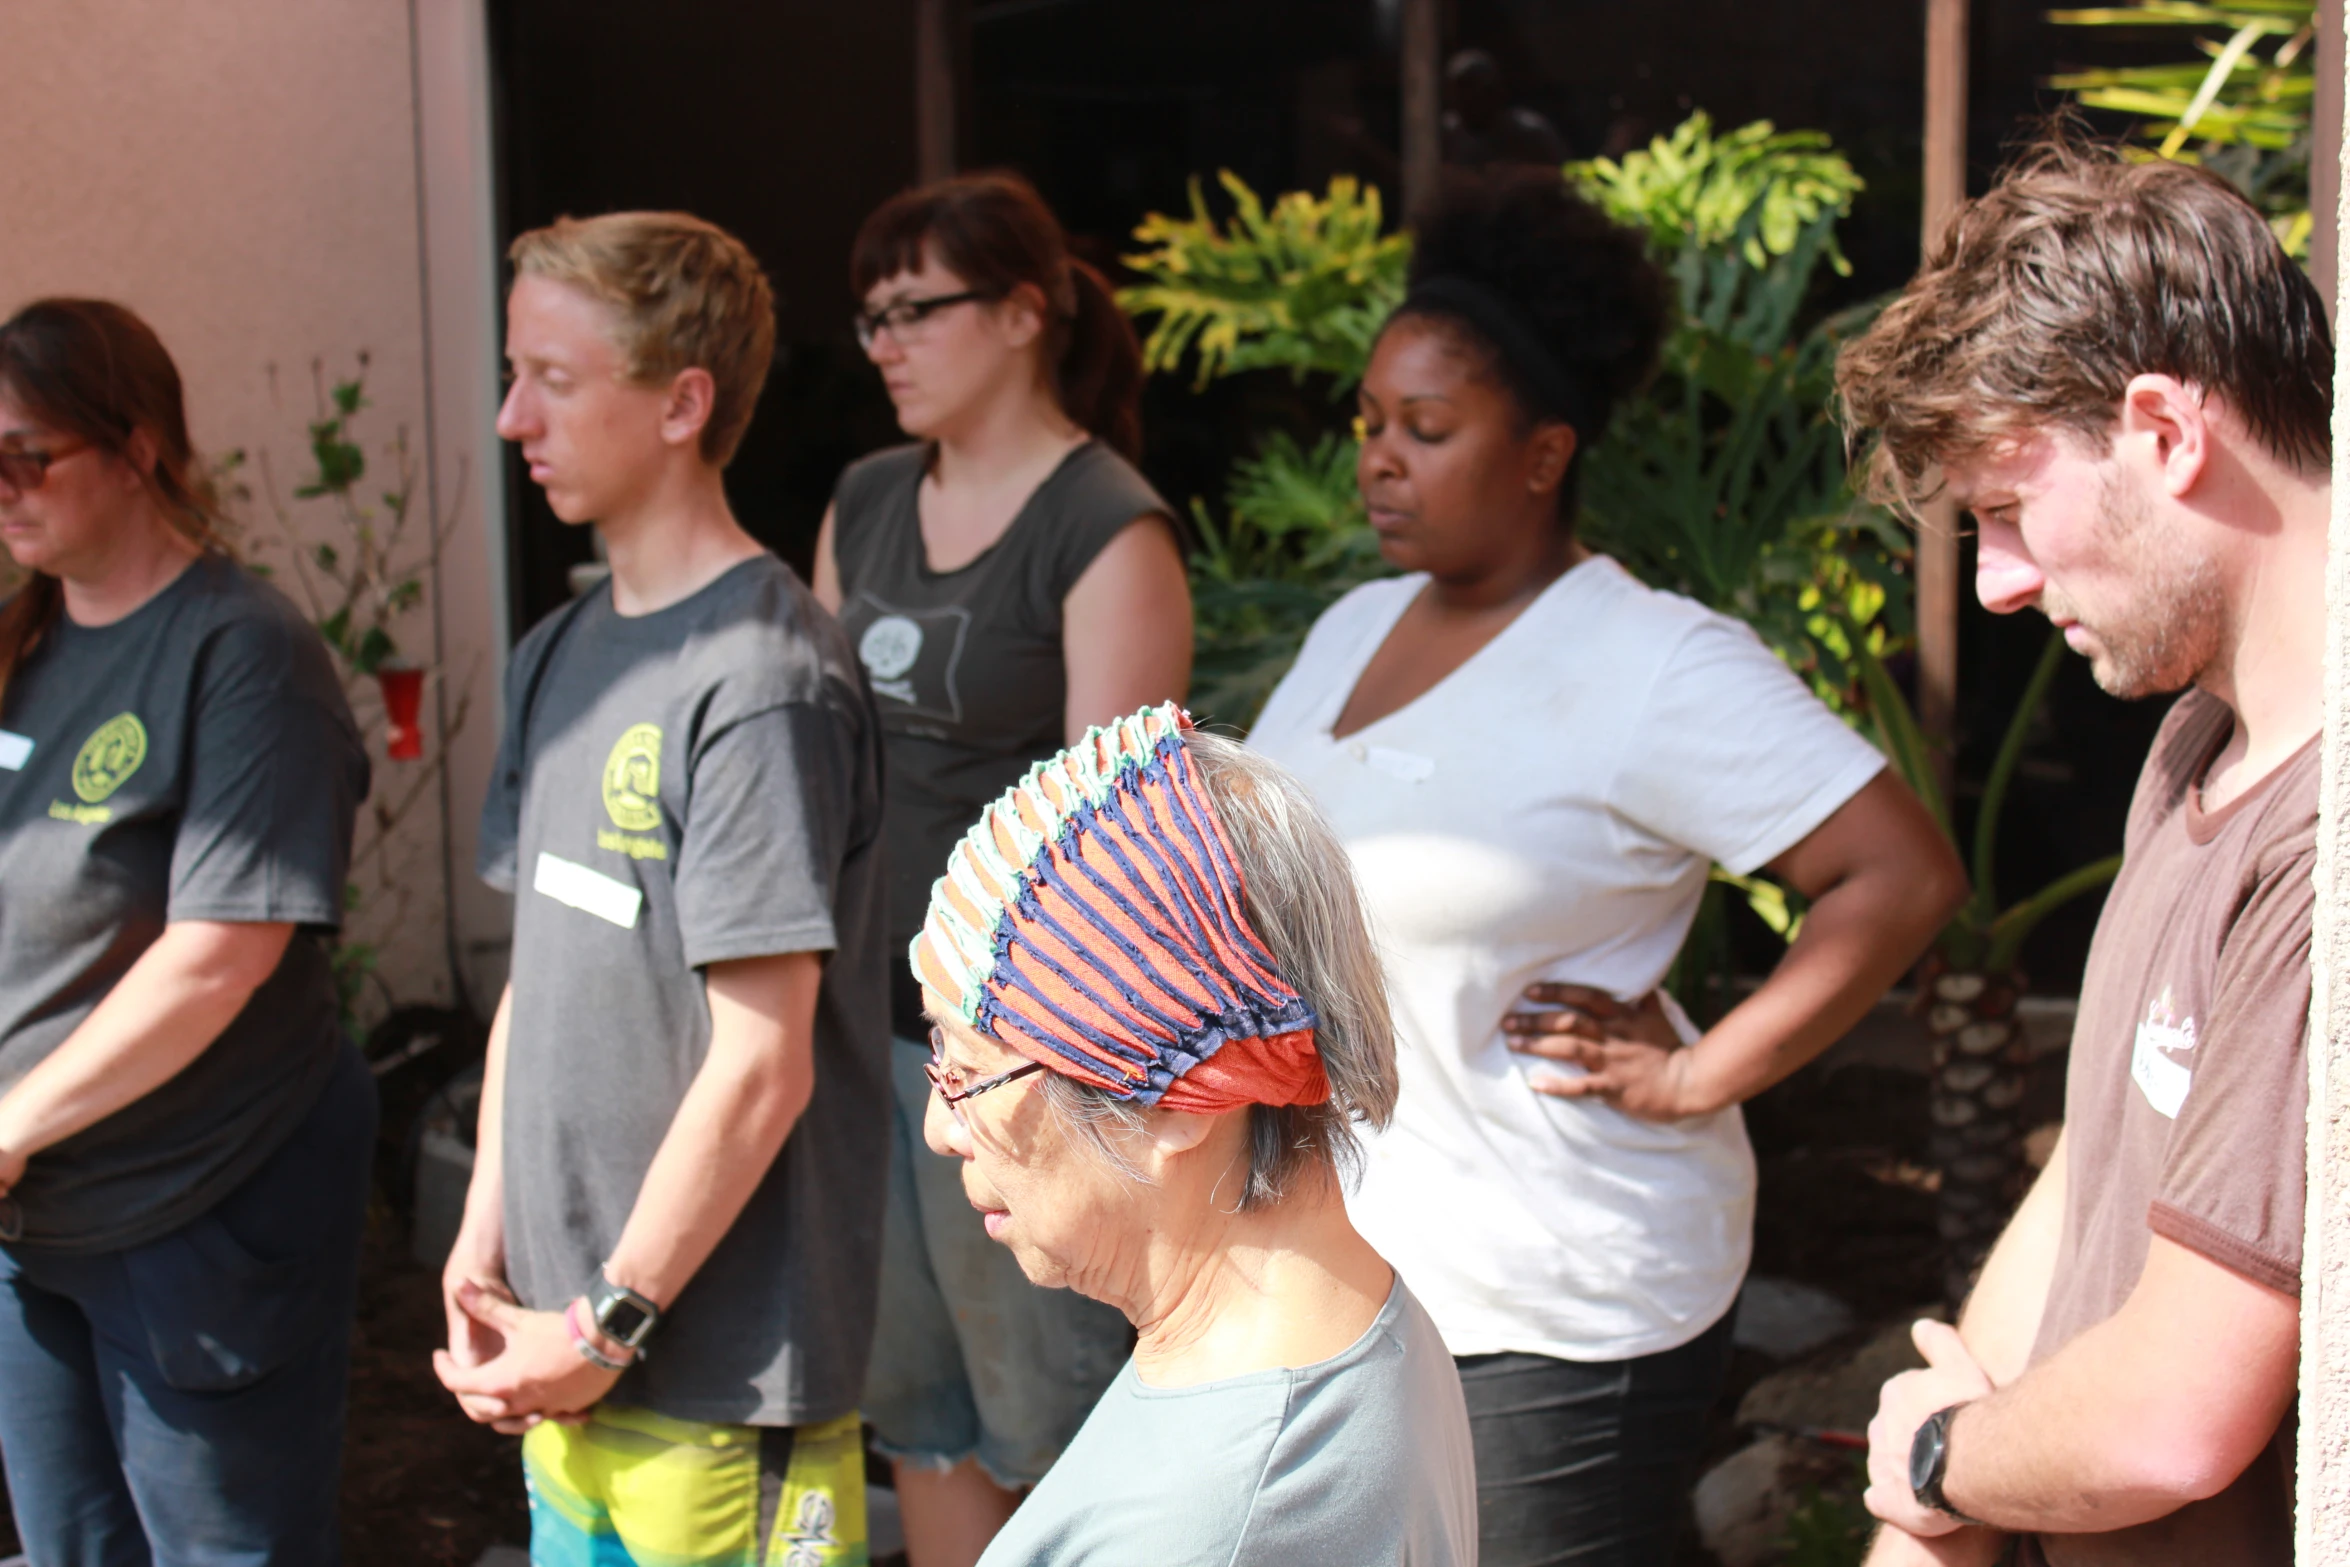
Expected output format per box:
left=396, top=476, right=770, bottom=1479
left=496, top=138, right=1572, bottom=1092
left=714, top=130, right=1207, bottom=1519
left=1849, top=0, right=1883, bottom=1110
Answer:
left=0, top=920, right=289, bottom=1159
left=450, top=984, right=514, bottom=1278
left=1940, top=1237, right=2297, bottom=1533
left=602, top=953, right=819, bottom=1309
left=1956, top=1134, right=2065, bottom=1385
left=1680, top=876, right=1941, bottom=1112
left=1942, top=1336, right=2207, bottom=1531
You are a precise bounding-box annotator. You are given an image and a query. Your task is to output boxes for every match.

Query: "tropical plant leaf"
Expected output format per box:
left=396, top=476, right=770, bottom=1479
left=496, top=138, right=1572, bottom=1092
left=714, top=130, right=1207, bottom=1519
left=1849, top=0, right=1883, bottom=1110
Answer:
left=2049, top=0, right=2313, bottom=252
left=1117, top=172, right=1410, bottom=390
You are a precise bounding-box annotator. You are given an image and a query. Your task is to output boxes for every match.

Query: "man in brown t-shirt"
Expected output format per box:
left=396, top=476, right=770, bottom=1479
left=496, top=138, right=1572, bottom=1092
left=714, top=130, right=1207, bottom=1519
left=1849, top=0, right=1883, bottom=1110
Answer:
left=1834, top=131, right=2328, bottom=1564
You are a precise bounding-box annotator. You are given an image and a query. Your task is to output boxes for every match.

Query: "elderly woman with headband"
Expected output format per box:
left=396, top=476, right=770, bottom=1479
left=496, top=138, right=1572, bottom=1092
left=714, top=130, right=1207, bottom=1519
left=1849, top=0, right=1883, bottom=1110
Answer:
left=909, top=705, right=1476, bottom=1566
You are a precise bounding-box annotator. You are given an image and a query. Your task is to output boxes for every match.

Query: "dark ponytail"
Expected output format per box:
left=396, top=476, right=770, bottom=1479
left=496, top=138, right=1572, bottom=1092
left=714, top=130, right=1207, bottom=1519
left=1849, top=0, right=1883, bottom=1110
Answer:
left=0, top=299, right=221, bottom=717
left=851, top=172, right=1145, bottom=459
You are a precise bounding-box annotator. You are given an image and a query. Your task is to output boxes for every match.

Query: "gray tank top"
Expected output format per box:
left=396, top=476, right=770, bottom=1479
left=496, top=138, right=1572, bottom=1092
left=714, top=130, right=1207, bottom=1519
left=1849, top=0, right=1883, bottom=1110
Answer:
left=829, top=439, right=1173, bottom=1036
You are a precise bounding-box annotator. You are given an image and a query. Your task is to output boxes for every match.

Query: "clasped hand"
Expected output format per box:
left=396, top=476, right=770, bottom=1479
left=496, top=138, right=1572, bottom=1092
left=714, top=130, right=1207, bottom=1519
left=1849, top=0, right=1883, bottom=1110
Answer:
left=1500, top=982, right=1702, bottom=1120
left=1863, top=1319, right=1998, bottom=1539
left=433, top=1275, right=622, bottom=1435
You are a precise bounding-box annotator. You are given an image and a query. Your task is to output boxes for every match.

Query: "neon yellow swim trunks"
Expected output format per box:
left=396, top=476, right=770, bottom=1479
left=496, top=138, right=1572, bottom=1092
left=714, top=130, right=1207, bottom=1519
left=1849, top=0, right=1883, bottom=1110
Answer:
left=523, top=1404, right=868, bottom=1567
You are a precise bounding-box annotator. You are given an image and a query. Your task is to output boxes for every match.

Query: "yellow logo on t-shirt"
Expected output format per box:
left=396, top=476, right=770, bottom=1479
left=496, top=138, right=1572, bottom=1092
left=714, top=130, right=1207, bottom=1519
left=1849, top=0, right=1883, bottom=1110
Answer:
left=71, top=713, right=147, bottom=804
left=600, top=722, right=664, bottom=832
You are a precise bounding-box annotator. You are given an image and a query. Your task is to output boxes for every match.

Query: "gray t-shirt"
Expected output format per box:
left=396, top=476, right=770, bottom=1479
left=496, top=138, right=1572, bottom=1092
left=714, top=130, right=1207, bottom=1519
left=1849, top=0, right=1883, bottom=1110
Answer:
left=478, top=554, right=890, bottom=1426
left=828, top=439, right=1174, bottom=1038
left=0, top=553, right=365, bottom=1253
left=979, top=1279, right=1479, bottom=1567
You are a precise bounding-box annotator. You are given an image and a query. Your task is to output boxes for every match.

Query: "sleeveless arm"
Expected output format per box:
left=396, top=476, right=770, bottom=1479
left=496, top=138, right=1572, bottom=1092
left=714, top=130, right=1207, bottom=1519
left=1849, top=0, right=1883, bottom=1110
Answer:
left=1062, top=514, right=1191, bottom=740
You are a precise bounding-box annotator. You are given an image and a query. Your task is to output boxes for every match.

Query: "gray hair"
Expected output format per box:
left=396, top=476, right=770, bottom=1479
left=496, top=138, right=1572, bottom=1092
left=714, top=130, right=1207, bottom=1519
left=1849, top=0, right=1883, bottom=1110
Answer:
left=1039, top=728, right=1399, bottom=1209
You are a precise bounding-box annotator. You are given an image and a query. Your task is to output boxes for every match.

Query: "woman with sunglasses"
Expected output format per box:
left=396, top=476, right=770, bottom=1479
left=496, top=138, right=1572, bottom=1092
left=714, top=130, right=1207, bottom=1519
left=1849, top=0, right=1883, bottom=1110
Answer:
left=812, top=172, right=1192, bottom=1567
left=0, top=299, right=371, bottom=1561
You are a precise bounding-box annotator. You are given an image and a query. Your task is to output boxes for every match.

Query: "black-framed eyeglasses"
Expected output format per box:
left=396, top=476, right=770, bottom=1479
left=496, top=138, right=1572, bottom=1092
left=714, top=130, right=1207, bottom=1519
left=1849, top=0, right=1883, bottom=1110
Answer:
left=853, top=290, right=993, bottom=350
left=925, top=1025, right=1044, bottom=1123
left=0, top=438, right=91, bottom=496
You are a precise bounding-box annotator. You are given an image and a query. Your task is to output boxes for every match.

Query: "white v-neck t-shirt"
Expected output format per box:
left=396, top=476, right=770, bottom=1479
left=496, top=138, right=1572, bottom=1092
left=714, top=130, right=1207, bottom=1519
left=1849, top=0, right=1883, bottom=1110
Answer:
left=1250, top=557, right=1886, bottom=1361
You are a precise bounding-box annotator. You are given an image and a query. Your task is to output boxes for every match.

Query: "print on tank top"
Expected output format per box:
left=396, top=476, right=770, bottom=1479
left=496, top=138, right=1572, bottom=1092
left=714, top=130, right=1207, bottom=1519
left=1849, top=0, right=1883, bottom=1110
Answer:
left=847, top=590, right=973, bottom=727
left=2129, top=985, right=2196, bottom=1120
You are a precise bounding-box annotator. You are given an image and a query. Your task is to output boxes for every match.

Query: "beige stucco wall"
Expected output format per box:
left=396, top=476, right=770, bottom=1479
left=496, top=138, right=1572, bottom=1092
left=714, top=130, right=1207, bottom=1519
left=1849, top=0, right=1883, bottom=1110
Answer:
left=2311, top=5, right=2350, bottom=1556
left=0, top=0, right=510, bottom=1022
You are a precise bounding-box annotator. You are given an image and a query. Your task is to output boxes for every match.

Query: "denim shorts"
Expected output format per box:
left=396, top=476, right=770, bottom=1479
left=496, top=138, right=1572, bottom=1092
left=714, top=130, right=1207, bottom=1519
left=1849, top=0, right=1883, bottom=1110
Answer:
left=860, top=1037, right=1131, bottom=1487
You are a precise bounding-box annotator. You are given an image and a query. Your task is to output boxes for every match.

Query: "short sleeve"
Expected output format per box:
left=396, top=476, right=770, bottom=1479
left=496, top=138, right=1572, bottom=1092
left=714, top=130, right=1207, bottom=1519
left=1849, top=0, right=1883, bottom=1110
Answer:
left=1607, top=616, right=1886, bottom=874
left=2148, top=849, right=2313, bottom=1295
left=478, top=602, right=582, bottom=895
left=476, top=659, right=528, bottom=894
left=674, top=702, right=858, bottom=969
left=1035, top=447, right=1179, bottom=608
left=168, top=613, right=366, bottom=928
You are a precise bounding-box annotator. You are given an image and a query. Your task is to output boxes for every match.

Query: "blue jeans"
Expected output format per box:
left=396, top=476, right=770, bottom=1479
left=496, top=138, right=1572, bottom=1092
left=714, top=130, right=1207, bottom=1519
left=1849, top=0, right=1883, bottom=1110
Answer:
left=861, top=1037, right=1130, bottom=1487
left=1456, top=1307, right=1737, bottom=1567
left=0, top=1040, right=375, bottom=1567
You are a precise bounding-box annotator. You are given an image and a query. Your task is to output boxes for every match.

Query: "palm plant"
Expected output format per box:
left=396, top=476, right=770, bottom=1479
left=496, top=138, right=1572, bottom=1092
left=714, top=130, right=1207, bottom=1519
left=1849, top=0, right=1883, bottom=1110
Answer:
left=1570, top=114, right=1905, bottom=716
left=1859, top=631, right=2121, bottom=1300
left=1118, top=175, right=1406, bottom=726
left=2049, top=0, right=2317, bottom=254
left=1121, top=172, right=1411, bottom=390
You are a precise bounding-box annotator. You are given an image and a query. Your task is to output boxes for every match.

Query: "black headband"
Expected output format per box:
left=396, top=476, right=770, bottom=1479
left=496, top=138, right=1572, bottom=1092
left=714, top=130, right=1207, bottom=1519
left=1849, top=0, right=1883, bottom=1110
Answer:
left=1397, top=276, right=1593, bottom=433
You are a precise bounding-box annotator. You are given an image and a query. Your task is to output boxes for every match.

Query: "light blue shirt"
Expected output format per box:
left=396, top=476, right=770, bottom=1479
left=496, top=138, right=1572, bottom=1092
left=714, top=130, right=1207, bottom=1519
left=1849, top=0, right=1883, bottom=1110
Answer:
left=978, top=1278, right=1477, bottom=1566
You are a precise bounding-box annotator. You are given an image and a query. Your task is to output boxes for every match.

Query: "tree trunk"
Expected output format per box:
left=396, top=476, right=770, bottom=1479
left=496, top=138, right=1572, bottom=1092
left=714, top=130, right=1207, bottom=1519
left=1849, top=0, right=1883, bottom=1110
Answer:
left=1917, top=958, right=2033, bottom=1306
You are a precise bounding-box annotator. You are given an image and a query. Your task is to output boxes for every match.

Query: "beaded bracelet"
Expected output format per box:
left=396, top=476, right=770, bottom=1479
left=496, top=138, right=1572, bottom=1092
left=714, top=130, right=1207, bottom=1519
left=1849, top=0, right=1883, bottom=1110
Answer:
left=565, top=1297, right=632, bottom=1372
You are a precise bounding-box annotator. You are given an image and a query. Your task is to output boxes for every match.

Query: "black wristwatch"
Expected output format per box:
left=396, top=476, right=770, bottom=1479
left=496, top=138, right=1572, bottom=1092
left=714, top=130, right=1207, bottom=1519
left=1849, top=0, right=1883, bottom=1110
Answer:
left=586, top=1267, right=663, bottom=1354
left=1908, top=1403, right=1980, bottom=1524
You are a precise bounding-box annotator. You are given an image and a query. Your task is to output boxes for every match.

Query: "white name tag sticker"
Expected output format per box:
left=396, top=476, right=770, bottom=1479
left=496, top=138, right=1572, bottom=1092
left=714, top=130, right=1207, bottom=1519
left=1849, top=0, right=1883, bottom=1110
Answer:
left=533, top=850, right=642, bottom=930
left=0, top=730, right=31, bottom=771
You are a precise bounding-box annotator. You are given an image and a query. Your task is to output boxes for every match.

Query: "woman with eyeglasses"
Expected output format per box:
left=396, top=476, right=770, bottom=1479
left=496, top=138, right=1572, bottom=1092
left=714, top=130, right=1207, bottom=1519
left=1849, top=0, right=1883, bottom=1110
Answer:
left=913, top=706, right=1474, bottom=1567
left=0, top=299, right=371, bottom=1560
left=812, top=171, right=1192, bottom=1567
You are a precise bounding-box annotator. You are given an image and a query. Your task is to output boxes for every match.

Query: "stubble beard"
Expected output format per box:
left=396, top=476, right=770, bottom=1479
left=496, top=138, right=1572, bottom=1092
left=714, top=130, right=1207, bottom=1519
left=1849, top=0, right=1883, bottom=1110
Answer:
left=2048, top=474, right=2226, bottom=701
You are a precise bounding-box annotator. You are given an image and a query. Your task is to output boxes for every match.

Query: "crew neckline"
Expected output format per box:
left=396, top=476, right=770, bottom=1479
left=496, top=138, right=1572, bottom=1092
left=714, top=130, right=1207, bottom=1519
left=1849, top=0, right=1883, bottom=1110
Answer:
left=1123, top=1273, right=1405, bottom=1398
left=53, top=549, right=214, bottom=637
left=912, top=437, right=1097, bottom=581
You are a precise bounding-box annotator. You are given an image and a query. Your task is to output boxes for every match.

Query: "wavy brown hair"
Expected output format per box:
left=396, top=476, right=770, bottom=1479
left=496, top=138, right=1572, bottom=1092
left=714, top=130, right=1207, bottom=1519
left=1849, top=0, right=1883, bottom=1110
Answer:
left=0, top=299, right=222, bottom=717
left=1837, top=125, right=2331, bottom=512
left=851, top=171, right=1145, bottom=460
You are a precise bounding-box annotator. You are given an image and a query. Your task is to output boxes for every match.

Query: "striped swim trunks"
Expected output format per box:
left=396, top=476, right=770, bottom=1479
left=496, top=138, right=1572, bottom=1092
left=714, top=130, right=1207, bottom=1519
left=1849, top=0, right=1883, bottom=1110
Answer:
left=523, top=1404, right=867, bottom=1567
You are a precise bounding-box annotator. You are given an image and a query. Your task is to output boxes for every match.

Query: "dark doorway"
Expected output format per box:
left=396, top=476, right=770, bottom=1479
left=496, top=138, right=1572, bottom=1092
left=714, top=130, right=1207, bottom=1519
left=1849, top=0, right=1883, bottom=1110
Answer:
left=487, top=0, right=918, bottom=635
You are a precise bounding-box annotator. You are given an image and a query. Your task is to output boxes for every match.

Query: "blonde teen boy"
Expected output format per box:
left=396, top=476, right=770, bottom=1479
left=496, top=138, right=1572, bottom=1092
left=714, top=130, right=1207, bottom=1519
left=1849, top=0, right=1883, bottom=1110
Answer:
left=1836, top=134, right=2323, bottom=1566
left=435, top=211, right=889, bottom=1567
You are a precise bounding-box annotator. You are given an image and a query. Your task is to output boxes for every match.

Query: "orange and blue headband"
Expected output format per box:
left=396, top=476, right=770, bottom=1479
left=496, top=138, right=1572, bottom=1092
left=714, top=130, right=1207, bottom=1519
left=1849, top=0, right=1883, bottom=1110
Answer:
left=912, top=706, right=1328, bottom=1114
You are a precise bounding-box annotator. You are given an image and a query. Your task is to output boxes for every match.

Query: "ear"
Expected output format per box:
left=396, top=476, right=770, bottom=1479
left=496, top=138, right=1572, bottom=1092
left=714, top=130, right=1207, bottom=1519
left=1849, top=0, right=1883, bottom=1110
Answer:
left=1527, top=419, right=1578, bottom=496
left=659, top=367, right=718, bottom=452
left=119, top=426, right=161, bottom=492
left=1143, top=1104, right=1224, bottom=1165
left=2115, top=373, right=2211, bottom=499
left=993, top=283, right=1051, bottom=351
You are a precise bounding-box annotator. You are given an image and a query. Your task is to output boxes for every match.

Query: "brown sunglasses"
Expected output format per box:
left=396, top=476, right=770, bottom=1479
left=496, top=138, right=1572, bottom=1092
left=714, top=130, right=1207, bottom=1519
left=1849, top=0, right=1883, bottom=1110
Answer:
left=0, top=438, right=92, bottom=495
